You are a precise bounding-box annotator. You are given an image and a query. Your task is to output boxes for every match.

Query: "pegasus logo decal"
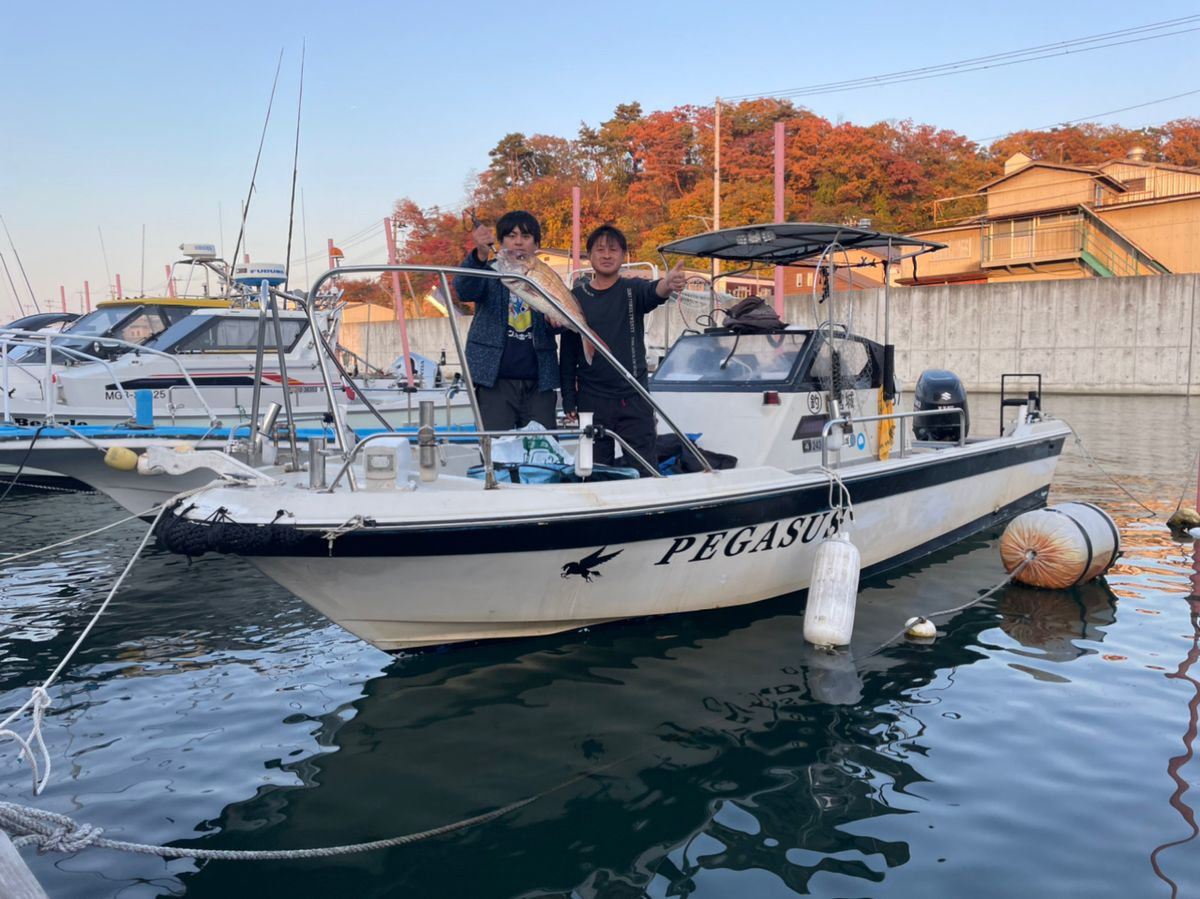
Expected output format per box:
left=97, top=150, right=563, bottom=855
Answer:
left=561, top=546, right=623, bottom=583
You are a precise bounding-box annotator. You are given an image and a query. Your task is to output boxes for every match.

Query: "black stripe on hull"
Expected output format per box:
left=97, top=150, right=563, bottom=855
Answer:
left=104, top=377, right=260, bottom=390
left=859, top=486, right=1049, bottom=579
left=159, top=435, right=1065, bottom=559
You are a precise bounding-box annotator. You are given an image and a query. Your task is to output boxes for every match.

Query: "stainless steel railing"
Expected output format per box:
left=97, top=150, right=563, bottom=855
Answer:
left=820, top=407, right=966, bottom=468
left=0, top=328, right=218, bottom=426
left=323, top=424, right=657, bottom=492
left=299, top=263, right=714, bottom=476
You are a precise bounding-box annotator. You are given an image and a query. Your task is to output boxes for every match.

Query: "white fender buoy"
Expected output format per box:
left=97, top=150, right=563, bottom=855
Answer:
left=999, top=502, right=1120, bottom=589
left=803, top=532, right=861, bottom=647
left=905, top=616, right=937, bottom=639
left=103, top=446, right=139, bottom=471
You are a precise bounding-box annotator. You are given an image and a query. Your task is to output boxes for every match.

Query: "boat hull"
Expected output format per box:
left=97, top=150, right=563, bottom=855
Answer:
left=160, top=428, right=1067, bottom=650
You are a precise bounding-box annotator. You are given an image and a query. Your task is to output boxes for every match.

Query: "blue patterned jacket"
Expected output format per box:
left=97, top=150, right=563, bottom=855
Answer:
left=453, top=252, right=560, bottom=391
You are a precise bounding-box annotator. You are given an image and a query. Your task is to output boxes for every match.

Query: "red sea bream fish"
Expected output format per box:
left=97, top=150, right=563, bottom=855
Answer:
left=494, top=249, right=602, bottom=364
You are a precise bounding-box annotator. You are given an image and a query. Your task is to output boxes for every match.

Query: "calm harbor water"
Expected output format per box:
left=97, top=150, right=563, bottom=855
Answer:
left=1, top=393, right=1199, bottom=898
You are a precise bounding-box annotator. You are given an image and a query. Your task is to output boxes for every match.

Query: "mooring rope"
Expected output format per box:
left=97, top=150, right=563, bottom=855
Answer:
left=853, top=554, right=1035, bottom=664
left=0, top=425, right=44, bottom=506
left=0, top=486, right=211, bottom=794
left=0, top=752, right=632, bottom=861
left=0, top=510, right=149, bottom=565
left=820, top=465, right=855, bottom=520
left=1171, top=444, right=1200, bottom=517
left=0, top=794, right=534, bottom=860
left=321, top=514, right=365, bottom=553
left=1060, top=418, right=1158, bottom=516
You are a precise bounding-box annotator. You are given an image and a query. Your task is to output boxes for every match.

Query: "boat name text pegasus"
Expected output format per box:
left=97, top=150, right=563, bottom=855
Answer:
left=655, top=508, right=851, bottom=566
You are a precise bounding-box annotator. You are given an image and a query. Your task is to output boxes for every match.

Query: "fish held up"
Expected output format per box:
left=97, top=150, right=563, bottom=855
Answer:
left=494, top=249, right=603, bottom=364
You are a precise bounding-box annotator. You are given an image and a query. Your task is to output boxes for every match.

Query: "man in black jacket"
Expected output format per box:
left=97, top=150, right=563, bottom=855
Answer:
left=561, top=225, right=685, bottom=474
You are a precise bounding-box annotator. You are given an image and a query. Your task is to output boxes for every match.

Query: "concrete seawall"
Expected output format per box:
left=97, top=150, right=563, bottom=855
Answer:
left=341, top=273, right=1200, bottom=395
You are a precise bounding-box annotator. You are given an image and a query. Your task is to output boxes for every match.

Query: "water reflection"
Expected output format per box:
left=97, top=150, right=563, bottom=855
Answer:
left=4, top=395, right=1200, bottom=897
left=171, top=564, right=1105, bottom=898
left=995, top=580, right=1118, bottom=661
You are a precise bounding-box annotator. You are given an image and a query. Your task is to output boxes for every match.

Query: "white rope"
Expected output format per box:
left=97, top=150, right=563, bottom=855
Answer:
left=820, top=465, right=855, bottom=521
left=855, top=554, right=1035, bottom=663
left=0, top=510, right=148, bottom=564
left=1172, top=444, right=1200, bottom=516
left=321, top=514, right=365, bottom=554
left=0, top=795, right=535, bottom=860
left=1060, top=417, right=1158, bottom=515
left=0, top=757, right=618, bottom=860
left=0, top=689, right=50, bottom=796
left=0, top=485, right=210, bottom=795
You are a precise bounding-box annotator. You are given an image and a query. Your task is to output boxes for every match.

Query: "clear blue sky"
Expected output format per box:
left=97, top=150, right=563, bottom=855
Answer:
left=1, top=0, right=1197, bottom=317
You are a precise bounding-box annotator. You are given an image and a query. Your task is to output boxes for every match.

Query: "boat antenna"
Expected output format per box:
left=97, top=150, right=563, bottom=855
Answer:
left=0, top=250, right=27, bottom=316
left=283, top=41, right=305, bottom=292
left=228, top=48, right=285, bottom=286
left=140, top=223, right=146, bottom=297
left=0, top=215, right=41, bottom=313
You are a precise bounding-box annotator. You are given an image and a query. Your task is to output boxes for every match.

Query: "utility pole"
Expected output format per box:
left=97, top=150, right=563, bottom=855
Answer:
left=712, top=97, right=721, bottom=233
left=774, top=121, right=785, bottom=315
left=712, top=97, right=722, bottom=296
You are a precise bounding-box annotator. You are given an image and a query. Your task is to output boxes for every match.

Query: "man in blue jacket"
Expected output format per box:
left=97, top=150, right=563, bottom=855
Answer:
left=453, top=211, right=560, bottom=430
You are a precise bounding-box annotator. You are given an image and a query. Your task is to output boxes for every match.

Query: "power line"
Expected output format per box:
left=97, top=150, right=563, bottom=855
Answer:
left=974, top=87, right=1200, bottom=143
left=724, top=16, right=1200, bottom=101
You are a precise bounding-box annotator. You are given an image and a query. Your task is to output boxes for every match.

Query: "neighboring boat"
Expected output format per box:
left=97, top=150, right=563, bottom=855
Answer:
left=0, top=303, right=471, bottom=430
left=0, top=292, right=239, bottom=486
left=153, top=223, right=1071, bottom=651
left=0, top=420, right=481, bottom=515
left=1, top=311, right=80, bottom=333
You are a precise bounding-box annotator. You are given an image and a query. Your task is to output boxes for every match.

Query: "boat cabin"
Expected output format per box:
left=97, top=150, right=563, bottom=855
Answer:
left=648, top=223, right=948, bottom=473
left=3, top=298, right=231, bottom=365
left=38, top=306, right=330, bottom=422
left=142, top=307, right=312, bottom=355
left=651, top=326, right=890, bottom=470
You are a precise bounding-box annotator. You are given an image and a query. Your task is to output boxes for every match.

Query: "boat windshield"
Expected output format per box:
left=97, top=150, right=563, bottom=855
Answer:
left=653, top=331, right=811, bottom=385
left=146, top=314, right=309, bottom=354
left=4, top=303, right=191, bottom=364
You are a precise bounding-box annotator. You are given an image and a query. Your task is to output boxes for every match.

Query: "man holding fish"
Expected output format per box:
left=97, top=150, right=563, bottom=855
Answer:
left=454, top=211, right=563, bottom=430
left=560, top=225, right=687, bottom=475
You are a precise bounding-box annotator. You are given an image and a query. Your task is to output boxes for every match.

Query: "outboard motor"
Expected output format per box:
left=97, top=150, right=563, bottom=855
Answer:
left=913, top=369, right=969, bottom=441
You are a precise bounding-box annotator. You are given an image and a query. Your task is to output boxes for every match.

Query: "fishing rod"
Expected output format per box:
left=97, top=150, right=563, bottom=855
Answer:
left=0, top=215, right=40, bottom=313
left=283, top=42, right=305, bottom=292
left=98, top=226, right=113, bottom=300
left=0, top=250, right=27, bottom=317
left=228, top=48, right=285, bottom=282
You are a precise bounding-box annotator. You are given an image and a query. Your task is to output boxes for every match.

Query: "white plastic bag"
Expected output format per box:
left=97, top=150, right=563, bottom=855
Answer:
left=491, top=420, right=574, bottom=466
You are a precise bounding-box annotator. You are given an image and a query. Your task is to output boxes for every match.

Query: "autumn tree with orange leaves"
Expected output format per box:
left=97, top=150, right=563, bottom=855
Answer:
left=389, top=102, right=1200, bottom=304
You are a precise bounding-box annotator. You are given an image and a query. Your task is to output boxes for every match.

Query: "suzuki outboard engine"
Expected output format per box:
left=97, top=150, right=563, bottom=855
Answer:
left=913, top=369, right=969, bottom=441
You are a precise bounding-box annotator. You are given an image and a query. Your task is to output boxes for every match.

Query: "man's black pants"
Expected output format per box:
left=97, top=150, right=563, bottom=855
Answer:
left=578, top=388, right=657, bottom=475
left=476, top=379, right=558, bottom=431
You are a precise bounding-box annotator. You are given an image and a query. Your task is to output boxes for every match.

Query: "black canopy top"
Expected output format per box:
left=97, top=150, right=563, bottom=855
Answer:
left=658, top=223, right=946, bottom=265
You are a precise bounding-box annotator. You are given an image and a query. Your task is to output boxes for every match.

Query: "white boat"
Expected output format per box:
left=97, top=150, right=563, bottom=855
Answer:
left=153, top=224, right=1070, bottom=651
left=0, top=303, right=470, bottom=431
left=0, top=419, right=482, bottom=515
